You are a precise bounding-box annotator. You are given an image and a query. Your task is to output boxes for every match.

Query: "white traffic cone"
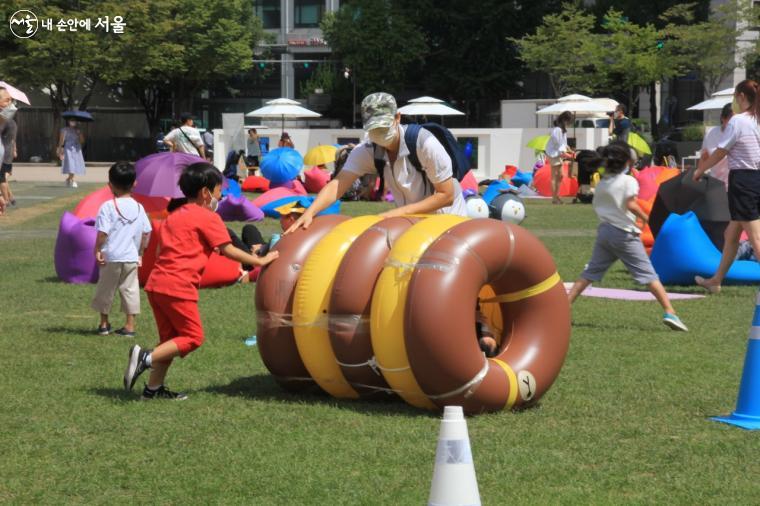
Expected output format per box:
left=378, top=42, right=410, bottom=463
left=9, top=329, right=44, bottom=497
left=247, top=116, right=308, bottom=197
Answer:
left=428, top=406, right=481, bottom=506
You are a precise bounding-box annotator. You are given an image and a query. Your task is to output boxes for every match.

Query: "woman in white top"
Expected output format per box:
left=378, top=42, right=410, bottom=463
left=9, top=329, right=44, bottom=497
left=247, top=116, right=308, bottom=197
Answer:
left=544, top=111, right=574, bottom=204
left=693, top=80, right=760, bottom=293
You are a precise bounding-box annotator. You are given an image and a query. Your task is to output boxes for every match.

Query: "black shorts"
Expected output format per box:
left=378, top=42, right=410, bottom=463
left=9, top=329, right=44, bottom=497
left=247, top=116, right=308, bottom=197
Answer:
left=0, top=163, right=11, bottom=183
left=728, top=169, right=760, bottom=221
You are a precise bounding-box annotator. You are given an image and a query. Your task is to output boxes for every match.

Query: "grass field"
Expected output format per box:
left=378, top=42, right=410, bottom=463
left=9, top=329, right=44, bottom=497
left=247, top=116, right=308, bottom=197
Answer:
left=2, top=183, right=760, bottom=505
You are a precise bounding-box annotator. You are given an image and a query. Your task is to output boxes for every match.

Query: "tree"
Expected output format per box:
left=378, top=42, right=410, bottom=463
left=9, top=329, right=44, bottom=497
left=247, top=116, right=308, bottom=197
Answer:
left=321, top=0, right=427, bottom=98
left=512, top=4, right=605, bottom=97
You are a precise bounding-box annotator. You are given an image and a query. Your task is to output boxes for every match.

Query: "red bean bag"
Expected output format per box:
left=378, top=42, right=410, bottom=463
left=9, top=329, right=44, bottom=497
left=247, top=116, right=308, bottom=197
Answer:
left=252, top=187, right=299, bottom=209
left=74, top=186, right=169, bottom=219
left=304, top=167, right=331, bottom=193
left=242, top=176, right=271, bottom=193
left=460, top=170, right=478, bottom=193
left=139, top=219, right=242, bottom=288
left=533, top=163, right=578, bottom=197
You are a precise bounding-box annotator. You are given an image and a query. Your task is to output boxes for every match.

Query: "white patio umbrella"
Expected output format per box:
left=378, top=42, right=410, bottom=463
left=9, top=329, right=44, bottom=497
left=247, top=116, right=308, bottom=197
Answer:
left=687, top=88, right=734, bottom=111
left=245, top=98, right=321, bottom=133
left=398, top=96, right=465, bottom=117
left=536, top=94, right=612, bottom=115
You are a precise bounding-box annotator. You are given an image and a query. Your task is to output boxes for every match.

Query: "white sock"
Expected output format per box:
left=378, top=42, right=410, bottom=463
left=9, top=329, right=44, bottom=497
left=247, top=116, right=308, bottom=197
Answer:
left=146, top=384, right=162, bottom=392
left=144, top=353, right=152, bottom=367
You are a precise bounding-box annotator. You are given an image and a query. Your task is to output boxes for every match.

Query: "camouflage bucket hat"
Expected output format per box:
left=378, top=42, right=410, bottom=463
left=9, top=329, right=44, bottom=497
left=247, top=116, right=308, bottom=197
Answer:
left=361, top=92, right=397, bottom=131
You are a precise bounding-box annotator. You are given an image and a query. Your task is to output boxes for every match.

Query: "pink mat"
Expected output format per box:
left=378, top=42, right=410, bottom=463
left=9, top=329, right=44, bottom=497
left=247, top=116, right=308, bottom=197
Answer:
left=563, top=283, right=704, bottom=301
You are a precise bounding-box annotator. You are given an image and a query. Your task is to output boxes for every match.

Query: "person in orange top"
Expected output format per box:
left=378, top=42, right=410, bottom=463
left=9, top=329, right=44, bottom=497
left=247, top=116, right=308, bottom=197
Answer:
left=122, top=162, right=278, bottom=400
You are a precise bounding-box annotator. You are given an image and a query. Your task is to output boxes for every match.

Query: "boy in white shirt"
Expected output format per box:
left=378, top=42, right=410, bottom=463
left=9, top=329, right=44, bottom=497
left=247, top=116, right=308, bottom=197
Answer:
left=92, top=162, right=152, bottom=336
left=567, top=141, right=688, bottom=331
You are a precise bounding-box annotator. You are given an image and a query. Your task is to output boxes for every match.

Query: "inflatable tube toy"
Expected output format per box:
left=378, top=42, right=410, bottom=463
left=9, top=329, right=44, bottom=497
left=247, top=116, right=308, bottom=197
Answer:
left=651, top=211, right=760, bottom=285
left=460, top=170, right=478, bottom=193
left=329, top=217, right=419, bottom=397
left=260, top=196, right=341, bottom=219
left=222, top=177, right=243, bottom=199
left=482, top=180, right=516, bottom=205
left=242, top=175, right=271, bottom=193
left=255, top=215, right=349, bottom=391
left=304, top=167, right=331, bottom=193
left=489, top=193, right=526, bottom=225
left=260, top=147, right=303, bottom=184
left=465, top=195, right=489, bottom=219
left=55, top=212, right=99, bottom=284
left=371, top=215, right=468, bottom=409
left=251, top=187, right=299, bottom=210
left=293, top=216, right=384, bottom=398
left=533, top=163, right=578, bottom=197
left=216, top=195, right=264, bottom=222
left=511, top=171, right=533, bottom=188
left=404, top=219, right=570, bottom=413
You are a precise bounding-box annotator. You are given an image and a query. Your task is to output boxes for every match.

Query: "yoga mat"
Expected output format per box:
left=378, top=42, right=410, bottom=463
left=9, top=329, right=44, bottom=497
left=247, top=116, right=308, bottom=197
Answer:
left=563, top=283, right=704, bottom=301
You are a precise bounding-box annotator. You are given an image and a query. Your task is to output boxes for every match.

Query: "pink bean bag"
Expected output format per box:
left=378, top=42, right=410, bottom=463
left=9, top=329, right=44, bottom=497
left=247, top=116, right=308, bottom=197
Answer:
left=242, top=176, right=271, bottom=193
left=460, top=170, right=478, bottom=193
left=55, top=212, right=99, bottom=284
left=270, top=179, right=307, bottom=195
left=252, top=187, right=299, bottom=209
left=304, top=167, right=331, bottom=193
left=533, top=163, right=578, bottom=197
left=216, top=195, right=265, bottom=222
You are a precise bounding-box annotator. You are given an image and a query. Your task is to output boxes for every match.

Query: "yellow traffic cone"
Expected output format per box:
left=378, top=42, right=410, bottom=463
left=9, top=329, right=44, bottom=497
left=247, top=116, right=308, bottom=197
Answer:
left=428, top=406, right=481, bottom=506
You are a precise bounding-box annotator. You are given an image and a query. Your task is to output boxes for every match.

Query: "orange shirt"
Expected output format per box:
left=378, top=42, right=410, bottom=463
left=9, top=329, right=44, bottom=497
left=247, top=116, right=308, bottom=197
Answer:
left=145, top=204, right=231, bottom=301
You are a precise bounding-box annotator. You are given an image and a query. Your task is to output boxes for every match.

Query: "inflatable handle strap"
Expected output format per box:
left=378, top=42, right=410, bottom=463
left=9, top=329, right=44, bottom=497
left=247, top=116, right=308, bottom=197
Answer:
left=479, top=272, right=561, bottom=304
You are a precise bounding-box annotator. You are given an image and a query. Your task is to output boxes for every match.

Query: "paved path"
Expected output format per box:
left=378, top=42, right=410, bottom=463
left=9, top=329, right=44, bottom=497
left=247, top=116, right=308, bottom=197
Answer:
left=8, top=163, right=111, bottom=183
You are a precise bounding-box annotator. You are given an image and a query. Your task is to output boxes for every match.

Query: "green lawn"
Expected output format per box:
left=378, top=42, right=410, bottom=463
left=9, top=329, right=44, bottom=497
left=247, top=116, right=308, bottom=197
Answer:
left=2, top=185, right=759, bottom=505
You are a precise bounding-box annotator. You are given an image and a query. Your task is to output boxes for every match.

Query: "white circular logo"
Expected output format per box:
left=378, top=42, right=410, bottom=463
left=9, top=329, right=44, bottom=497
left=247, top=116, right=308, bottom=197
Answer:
left=517, top=370, right=536, bottom=401
left=9, top=10, right=38, bottom=39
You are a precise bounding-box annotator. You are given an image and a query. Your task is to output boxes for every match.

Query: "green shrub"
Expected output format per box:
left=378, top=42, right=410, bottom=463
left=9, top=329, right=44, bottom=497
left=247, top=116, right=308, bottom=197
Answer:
left=682, top=123, right=705, bottom=141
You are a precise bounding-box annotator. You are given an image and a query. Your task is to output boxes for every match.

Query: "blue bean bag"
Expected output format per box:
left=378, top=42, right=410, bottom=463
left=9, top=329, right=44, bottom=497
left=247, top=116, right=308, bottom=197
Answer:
left=260, top=195, right=341, bottom=218
left=511, top=171, right=533, bottom=188
left=222, top=177, right=242, bottom=199
left=482, top=180, right=517, bottom=205
left=651, top=211, right=760, bottom=285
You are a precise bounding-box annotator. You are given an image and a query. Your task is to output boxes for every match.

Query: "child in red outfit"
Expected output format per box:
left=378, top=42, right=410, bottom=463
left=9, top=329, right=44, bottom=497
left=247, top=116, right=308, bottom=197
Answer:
left=123, top=162, right=278, bottom=400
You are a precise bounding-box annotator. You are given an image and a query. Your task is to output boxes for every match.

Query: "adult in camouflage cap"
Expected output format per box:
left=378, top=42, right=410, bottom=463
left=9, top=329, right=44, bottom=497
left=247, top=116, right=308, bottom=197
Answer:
left=284, top=92, right=466, bottom=234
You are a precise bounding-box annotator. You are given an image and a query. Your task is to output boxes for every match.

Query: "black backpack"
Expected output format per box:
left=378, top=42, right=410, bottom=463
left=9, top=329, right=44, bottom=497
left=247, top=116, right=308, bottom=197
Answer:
left=372, top=123, right=470, bottom=194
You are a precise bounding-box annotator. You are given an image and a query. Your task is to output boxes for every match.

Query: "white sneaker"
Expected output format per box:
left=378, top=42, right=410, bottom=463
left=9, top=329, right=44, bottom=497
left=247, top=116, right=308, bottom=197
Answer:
left=71, top=181, right=78, bottom=188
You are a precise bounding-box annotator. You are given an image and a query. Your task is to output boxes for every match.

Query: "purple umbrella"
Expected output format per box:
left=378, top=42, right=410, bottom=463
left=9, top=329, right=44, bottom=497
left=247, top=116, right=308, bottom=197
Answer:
left=134, top=152, right=205, bottom=198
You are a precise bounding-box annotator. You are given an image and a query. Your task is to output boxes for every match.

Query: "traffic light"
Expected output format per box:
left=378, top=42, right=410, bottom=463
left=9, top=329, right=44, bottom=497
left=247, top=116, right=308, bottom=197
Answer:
left=656, top=40, right=664, bottom=50
left=258, top=62, right=266, bottom=69
left=303, top=62, right=310, bottom=69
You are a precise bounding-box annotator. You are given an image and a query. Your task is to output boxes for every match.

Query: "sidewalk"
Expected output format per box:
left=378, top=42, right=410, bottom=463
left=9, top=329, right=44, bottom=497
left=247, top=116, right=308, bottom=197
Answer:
left=9, top=163, right=111, bottom=183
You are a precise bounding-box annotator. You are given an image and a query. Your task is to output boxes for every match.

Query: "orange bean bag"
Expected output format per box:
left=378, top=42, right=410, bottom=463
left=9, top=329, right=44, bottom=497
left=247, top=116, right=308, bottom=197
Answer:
left=139, top=219, right=241, bottom=288
left=242, top=176, right=271, bottom=193
left=533, top=163, right=578, bottom=197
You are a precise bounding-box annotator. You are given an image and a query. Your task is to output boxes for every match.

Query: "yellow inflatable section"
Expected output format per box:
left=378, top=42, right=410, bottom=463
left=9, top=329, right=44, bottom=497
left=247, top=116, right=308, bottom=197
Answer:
left=293, top=215, right=382, bottom=398
left=370, top=215, right=468, bottom=409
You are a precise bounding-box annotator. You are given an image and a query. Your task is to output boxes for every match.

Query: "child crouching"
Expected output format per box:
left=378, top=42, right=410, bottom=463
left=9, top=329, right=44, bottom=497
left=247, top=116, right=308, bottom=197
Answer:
left=122, top=162, right=279, bottom=400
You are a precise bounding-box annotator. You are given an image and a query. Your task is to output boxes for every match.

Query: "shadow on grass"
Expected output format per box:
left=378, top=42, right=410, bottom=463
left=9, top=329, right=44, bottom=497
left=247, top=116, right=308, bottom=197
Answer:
left=89, top=387, right=139, bottom=403
left=37, top=276, right=64, bottom=284
left=205, top=374, right=430, bottom=418
left=45, top=325, right=95, bottom=336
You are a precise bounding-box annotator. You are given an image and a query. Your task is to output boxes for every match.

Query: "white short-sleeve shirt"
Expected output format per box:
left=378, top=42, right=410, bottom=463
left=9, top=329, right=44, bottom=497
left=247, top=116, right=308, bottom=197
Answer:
left=701, top=126, right=729, bottom=187
left=342, top=125, right=467, bottom=216
left=717, top=112, right=760, bottom=171
left=165, top=126, right=203, bottom=155
left=544, top=126, right=568, bottom=158
left=96, top=197, right=152, bottom=263
left=593, top=173, right=640, bottom=234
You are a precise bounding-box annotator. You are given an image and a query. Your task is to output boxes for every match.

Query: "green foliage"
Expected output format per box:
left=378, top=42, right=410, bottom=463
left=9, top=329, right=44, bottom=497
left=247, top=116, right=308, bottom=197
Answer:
left=682, top=122, right=706, bottom=141
left=321, top=0, right=426, bottom=97
left=299, top=63, right=337, bottom=97
left=511, top=4, right=604, bottom=97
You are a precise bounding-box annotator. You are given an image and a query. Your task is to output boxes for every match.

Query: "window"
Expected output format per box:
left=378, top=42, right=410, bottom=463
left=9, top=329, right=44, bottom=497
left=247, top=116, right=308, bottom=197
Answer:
left=255, top=0, right=280, bottom=29
left=294, top=0, right=324, bottom=28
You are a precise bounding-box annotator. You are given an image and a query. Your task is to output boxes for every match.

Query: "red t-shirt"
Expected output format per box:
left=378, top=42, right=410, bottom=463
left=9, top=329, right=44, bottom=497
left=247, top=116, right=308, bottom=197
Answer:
left=145, top=204, right=231, bottom=301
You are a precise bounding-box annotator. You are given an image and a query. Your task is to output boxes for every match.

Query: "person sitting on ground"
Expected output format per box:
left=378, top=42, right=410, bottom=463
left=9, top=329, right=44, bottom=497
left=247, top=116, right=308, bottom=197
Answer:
left=92, top=162, right=152, bottom=337
left=122, top=162, right=279, bottom=400
left=566, top=141, right=688, bottom=331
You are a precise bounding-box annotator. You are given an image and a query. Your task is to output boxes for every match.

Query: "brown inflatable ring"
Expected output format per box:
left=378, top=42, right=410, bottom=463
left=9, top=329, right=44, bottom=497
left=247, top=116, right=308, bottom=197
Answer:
left=328, top=217, right=419, bottom=396
left=404, top=219, right=570, bottom=414
left=254, top=214, right=348, bottom=391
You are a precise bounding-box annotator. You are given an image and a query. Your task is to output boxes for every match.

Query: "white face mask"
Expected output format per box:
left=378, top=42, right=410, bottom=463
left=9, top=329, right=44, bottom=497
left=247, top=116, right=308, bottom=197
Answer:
left=209, top=196, right=219, bottom=212
left=367, top=126, right=397, bottom=148
left=0, top=102, right=17, bottom=120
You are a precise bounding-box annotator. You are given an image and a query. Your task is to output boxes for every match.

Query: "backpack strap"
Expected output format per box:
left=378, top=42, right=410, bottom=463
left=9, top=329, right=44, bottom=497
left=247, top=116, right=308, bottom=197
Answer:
left=404, top=124, right=423, bottom=173
left=372, top=143, right=387, bottom=196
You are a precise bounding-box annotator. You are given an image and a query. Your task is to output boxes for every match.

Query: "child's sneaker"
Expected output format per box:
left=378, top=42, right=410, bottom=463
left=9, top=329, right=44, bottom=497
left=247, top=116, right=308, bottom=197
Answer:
left=141, top=385, right=187, bottom=401
left=114, top=327, right=135, bottom=338
left=663, top=313, right=688, bottom=332
left=123, top=345, right=151, bottom=390
left=97, top=323, right=111, bottom=336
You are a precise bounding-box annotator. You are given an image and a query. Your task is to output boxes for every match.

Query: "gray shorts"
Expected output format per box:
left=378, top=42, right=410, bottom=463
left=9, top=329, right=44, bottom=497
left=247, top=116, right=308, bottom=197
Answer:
left=581, top=222, right=659, bottom=285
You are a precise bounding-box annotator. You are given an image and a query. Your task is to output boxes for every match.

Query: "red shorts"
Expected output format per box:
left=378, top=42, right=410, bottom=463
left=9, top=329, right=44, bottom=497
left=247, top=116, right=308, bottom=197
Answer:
left=147, top=291, right=204, bottom=357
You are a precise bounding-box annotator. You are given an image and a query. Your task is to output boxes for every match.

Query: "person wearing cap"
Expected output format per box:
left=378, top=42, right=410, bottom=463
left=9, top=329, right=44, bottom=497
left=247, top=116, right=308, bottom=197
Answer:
left=163, top=113, right=205, bottom=158
left=275, top=198, right=312, bottom=231
left=278, top=132, right=295, bottom=149
left=285, top=93, right=467, bottom=234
